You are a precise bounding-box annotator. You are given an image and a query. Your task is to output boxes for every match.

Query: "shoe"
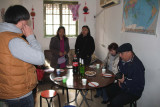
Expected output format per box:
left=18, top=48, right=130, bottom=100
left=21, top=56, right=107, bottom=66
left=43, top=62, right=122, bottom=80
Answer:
left=107, top=103, right=111, bottom=107
left=101, top=100, right=110, bottom=104
left=94, top=95, right=99, bottom=98
left=101, top=101, right=107, bottom=104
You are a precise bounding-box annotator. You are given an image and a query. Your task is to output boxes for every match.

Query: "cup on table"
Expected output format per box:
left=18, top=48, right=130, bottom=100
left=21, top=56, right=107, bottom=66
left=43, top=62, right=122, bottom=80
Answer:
left=56, top=69, right=60, bottom=75
left=96, top=64, right=100, bottom=69
left=102, top=69, right=106, bottom=74
left=82, top=78, right=87, bottom=86
left=62, top=76, right=67, bottom=83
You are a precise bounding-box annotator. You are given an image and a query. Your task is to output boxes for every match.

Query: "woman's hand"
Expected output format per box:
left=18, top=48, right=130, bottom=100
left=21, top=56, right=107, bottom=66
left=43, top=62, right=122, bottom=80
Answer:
left=59, top=52, right=64, bottom=56
left=64, top=51, right=67, bottom=55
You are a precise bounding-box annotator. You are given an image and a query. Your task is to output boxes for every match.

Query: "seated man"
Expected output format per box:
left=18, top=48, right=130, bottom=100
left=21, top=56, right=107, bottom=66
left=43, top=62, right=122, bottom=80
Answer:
left=107, top=43, right=145, bottom=107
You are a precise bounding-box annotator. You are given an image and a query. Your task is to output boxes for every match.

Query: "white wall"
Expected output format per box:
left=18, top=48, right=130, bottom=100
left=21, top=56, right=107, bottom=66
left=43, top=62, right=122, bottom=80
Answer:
left=95, top=0, right=160, bottom=107
left=0, top=0, right=96, bottom=50
left=27, top=0, right=96, bottom=50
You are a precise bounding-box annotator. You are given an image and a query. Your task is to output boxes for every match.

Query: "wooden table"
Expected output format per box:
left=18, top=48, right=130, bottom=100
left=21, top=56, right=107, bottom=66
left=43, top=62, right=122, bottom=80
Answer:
left=49, top=64, right=114, bottom=107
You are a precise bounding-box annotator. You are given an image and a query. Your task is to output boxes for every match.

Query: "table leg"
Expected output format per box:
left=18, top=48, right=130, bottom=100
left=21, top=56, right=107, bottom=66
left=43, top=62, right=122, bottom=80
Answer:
left=75, top=89, right=80, bottom=101
left=65, top=89, right=91, bottom=107
left=65, top=89, right=80, bottom=105
left=40, top=96, right=42, bottom=107
left=66, top=88, right=69, bottom=103
left=79, top=90, right=90, bottom=107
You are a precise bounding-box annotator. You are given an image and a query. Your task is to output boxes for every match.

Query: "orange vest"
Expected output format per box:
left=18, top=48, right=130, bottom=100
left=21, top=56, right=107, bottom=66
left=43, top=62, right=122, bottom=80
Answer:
left=0, top=32, right=37, bottom=99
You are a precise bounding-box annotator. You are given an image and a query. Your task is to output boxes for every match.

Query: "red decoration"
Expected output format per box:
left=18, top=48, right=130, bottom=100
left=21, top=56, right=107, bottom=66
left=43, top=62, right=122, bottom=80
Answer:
left=83, top=2, right=89, bottom=22
left=36, top=68, right=44, bottom=81
left=30, top=8, right=36, bottom=30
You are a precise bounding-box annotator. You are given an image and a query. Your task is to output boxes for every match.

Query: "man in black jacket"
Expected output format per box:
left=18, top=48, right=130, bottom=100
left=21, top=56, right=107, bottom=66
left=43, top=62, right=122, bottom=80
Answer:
left=107, top=43, right=145, bottom=107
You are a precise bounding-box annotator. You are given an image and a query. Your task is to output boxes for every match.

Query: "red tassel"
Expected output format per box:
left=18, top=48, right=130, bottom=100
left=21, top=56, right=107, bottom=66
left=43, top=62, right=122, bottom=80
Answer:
left=32, top=17, right=34, bottom=30
left=84, top=15, right=86, bottom=22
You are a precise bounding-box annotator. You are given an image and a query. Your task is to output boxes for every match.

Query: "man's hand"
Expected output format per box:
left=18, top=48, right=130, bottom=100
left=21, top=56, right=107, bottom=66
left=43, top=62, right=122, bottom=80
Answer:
left=118, top=74, right=124, bottom=83
left=118, top=81, right=121, bottom=88
left=22, top=25, right=33, bottom=37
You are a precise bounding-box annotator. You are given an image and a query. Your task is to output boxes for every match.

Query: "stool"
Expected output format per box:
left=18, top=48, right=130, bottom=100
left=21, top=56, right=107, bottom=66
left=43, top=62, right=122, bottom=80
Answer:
left=40, top=90, right=61, bottom=107
left=130, top=101, right=137, bottom=107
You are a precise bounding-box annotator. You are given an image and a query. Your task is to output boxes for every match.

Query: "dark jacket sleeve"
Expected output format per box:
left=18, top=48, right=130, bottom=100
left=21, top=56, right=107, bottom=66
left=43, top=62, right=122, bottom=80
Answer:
left=88, top=37, right=95, bottom=56
left=119, top=57, right=145, bottom=96
left=65, top=38, right=70, bottom=53
left=49, top=37, right=59, bottom=56
left=75, top=36, right=80, bottom=54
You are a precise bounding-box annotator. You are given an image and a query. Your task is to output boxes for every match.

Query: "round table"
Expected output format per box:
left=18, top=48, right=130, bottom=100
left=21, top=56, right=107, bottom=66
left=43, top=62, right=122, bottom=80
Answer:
left=50, top=66, right=114, bottom=107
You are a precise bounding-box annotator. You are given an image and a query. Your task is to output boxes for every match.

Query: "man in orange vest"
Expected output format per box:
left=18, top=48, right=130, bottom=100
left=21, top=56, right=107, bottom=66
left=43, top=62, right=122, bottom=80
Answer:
left=0, top=5, right=44, bottom=107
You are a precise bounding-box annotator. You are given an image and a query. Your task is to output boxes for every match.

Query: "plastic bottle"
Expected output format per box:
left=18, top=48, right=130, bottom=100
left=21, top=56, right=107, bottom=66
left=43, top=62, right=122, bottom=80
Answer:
left=72, top=55, right=78, bottom=74
left=79, top=58, right=82, bottom=74
left=81, top=59, right=85, bottom=77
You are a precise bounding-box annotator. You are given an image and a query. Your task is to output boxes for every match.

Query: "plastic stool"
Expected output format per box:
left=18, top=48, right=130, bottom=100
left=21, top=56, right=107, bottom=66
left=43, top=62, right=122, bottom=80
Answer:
left=40, top=90, right=61, bottom=107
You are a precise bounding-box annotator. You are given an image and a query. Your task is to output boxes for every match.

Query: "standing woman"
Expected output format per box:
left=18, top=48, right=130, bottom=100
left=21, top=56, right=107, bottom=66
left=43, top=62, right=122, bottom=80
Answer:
left=75, top=25, right=95, bottom=65
left=50, top=26, right=70, bottom=68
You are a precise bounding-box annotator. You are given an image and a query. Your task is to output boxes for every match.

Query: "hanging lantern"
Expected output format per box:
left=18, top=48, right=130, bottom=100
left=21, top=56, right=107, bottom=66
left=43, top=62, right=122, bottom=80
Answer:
left=30, top=8, right=36, bottom=30
left=83, top=2, right=89, bottom=22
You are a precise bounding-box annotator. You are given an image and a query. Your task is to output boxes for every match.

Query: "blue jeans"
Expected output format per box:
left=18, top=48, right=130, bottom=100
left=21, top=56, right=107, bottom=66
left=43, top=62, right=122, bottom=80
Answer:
left=5, top=93, right=34, bottom=107
left=96, top=87, right=108, bottom=101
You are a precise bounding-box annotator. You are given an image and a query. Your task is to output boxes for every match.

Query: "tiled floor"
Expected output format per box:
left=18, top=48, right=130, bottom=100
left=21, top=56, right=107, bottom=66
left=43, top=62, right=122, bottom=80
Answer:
left=35, top=82, right=130, bottom=107
left=35, top=82, right=109, bottom=107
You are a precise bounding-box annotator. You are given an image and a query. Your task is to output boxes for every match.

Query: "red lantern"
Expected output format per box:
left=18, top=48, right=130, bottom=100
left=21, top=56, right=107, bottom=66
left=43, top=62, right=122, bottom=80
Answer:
left=83, top=2, right=89, bottom=22
left=30, top=8, right=36, bottom=30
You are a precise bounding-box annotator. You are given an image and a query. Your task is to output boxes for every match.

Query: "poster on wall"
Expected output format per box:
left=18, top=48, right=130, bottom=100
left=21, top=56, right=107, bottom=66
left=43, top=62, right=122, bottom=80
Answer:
left=122, top=0, right=159, bottom=35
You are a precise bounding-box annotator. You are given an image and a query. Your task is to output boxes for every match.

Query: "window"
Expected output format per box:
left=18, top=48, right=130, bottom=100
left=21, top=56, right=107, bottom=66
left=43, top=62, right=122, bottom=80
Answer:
left=44, top=1, right=78, bottom=37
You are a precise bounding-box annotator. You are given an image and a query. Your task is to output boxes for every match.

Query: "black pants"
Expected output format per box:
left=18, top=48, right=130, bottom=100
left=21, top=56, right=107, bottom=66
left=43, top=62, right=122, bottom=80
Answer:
left=106, top=83, right=140, bottom=107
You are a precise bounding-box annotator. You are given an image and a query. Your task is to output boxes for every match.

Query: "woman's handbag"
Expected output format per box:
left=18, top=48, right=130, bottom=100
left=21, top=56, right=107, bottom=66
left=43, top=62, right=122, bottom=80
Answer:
left=58, top=56, right=66, bottom=64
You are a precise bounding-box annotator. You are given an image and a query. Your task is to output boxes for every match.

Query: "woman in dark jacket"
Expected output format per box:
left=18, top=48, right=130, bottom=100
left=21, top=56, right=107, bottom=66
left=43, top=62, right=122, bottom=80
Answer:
left=49, top=26, right=70, bottom=68
left=75, top=25, right=95, bottom=65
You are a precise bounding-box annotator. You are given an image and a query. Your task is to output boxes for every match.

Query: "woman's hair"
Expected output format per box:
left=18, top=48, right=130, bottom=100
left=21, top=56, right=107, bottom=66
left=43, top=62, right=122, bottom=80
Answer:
left=80, top=25, right=91, bottom=36
left=4, top=5, right=30, bottom=24
left=56, top=26, right=67, bottom=40
left=108, top=43, right=118, bottom=52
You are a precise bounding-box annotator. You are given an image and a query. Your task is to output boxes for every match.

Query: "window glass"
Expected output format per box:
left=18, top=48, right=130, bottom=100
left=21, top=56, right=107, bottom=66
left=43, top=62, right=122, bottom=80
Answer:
left=46, top=15, right=52, bottom=24
left=44, top=1, right=78, bottom=37
left=46, top=25, right=53, bottom=35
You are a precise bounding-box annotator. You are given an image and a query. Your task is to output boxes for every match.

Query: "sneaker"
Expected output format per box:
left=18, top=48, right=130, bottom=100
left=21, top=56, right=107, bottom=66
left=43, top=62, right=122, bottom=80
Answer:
left=94, top=95, right=99, bottom=98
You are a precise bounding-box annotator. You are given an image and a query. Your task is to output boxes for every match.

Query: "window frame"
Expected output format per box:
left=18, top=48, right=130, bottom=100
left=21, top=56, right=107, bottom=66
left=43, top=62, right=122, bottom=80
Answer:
left=44, top=1, right=79, bottom=38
